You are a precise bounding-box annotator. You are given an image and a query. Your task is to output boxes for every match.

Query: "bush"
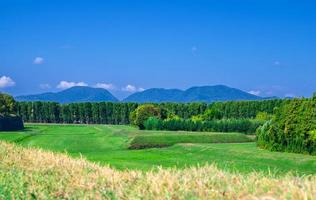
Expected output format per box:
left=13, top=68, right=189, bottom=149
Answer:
left=256, top=96, right=316, bottom=154
left=130, top=104, right=161, bottom=129
left=0, top=93, right=17, bottom=115
left=0, top=115, right=24, bottom=131
left=143, top=117, right=163, bottom=130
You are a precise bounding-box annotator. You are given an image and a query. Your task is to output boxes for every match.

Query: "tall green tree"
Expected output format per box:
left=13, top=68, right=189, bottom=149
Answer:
left=0, top=93, right=16, bottom=115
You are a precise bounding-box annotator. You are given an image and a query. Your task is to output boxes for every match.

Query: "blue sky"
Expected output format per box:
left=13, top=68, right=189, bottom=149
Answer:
left=1, top=0, right=316, bottom=99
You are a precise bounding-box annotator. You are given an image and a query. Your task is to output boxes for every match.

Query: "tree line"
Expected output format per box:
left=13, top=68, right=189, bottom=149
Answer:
left=208, top=99, right=286, bottom=119
left=16, top=99, right=285, bottom=124
left=17, top=102, right=138, bottom=124
left=144, top=117, right=263, bottom=134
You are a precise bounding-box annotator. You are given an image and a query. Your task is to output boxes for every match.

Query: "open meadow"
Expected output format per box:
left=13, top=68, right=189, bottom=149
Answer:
left=2, top=141, right=316, bottom=199
left=1, top=124, right=316, bottom=175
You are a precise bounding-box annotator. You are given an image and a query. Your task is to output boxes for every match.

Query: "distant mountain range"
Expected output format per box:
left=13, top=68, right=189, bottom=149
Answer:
left=15, top=86, right=118, bottom=103
left=15, top=85, right=274, bottom=103
left=123, top=85, right=265, bottom=103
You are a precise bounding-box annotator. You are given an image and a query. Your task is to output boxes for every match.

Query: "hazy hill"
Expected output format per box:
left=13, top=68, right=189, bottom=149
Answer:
left=15, top=86, right=118, bottom=103
left=123, top=85, right=263, bottom=103
left=123, top=88, right=183, bottom=103
left=15, top=85, right=271, bottom=103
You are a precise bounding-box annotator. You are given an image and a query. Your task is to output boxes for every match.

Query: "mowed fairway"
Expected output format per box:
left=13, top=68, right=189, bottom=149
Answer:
left=1, top=124, right=316, bottom=175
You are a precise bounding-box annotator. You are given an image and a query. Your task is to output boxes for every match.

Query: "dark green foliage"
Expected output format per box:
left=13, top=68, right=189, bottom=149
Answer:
left=0, top=115, right=24, bottom=131
left=17, top=102, right=138, bottom=124
left=144, top=118, right=263, bottom=134
left=16, top=99, right=285, bottom=126
left=202, top=108, right=223, bottom=120
left=128, top=132, right=253, bottom=149
left=0, top=93, right=17, bottom=115
left=143, top=117, right=163, bottom=130
left=207, top=99, right=286, bottom=119
left=257, top=97, right=316, bottom=154
left=130, top=104, right=161, bottom=129
left=157, top=102, right=208, bottom=119
left=0, top=93, right=24, bottom=131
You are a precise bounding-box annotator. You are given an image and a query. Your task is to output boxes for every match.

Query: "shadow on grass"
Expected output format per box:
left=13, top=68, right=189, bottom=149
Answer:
left=0, top=126, right=34, bottom=133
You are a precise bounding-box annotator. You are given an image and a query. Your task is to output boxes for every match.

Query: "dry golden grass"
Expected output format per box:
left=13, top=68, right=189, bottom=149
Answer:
left=0, top=141, right=316, bottom=200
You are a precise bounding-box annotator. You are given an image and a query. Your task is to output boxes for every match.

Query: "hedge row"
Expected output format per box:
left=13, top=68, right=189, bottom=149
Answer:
left=144, top=118, right=263, bottom=134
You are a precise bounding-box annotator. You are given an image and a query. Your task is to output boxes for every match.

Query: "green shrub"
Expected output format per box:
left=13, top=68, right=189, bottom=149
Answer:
left=256, top=97, right=316, bottom=154
left=0, top=93, right=17, bottom=115
left=143, top=117, right=163, bottom=130
left=144, top=117, right=262, bottom=134
left=130, top=104, right=161, bottom=129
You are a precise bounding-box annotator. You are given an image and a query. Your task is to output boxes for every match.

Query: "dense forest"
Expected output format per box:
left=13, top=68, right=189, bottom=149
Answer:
left=257, top=95, right=316, bottom=154
left=16, top=99, right=285, bottom=124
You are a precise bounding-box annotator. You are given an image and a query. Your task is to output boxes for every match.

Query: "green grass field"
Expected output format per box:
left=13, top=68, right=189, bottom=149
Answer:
left=1, top=124, right=316, bottom=175
left=2, top=141, right=315, bottom=199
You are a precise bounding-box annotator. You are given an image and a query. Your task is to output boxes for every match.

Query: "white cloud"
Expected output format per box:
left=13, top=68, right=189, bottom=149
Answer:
left=39, top=83, right=51, bottom=89
left=33, top=57, right=44, bottom=64
left=122, top=84, right=145, bottom=93
left=123, top=85, right=137, bottom=92
left=94, top=83, right=116, bottom=90
left=0, top=76, right=15, bottom=88
left=56, top=81, right=88, bottom=89
left=248, top=90, right=261, bottom=96
left=249, top=85, right=295, bottom=98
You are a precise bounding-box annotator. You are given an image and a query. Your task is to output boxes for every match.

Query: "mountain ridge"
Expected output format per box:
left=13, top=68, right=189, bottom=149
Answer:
left=15, top=86, right=119, bottom=103
left=15, top=85, right=275, bottom=103
left=123, top=85, right=265, bottom=103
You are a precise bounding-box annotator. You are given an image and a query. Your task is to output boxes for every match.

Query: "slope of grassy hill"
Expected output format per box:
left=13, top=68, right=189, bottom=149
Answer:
left=1, top=124, right=316, bottom=174
left=1, top=141, right=315, bottom=199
